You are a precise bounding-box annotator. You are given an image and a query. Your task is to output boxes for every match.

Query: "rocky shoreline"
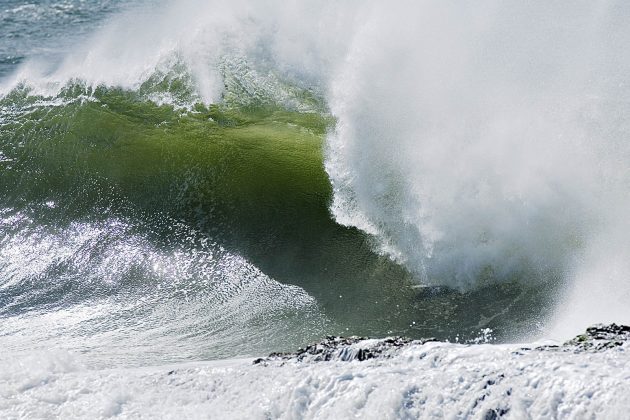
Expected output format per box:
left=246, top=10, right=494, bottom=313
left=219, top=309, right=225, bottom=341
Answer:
left=254, top=324, right=630, bottom=365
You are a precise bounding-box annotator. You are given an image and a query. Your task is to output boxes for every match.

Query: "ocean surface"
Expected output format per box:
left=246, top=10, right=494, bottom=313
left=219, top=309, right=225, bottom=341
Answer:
left=1, top=1, right=630, bottom=418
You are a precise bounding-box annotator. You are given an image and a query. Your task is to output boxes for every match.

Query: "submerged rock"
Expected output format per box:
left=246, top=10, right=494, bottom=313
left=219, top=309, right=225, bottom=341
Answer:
left=255, top=324, right=630, bottom=365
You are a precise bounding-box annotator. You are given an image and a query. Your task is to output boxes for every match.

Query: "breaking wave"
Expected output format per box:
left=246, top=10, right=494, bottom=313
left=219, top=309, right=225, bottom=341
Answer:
left=1, top=0, right=630, bottom=361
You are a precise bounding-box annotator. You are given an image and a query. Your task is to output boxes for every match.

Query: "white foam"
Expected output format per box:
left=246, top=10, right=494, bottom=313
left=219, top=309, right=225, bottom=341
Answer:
left=1, top=341, right=628, bottom=419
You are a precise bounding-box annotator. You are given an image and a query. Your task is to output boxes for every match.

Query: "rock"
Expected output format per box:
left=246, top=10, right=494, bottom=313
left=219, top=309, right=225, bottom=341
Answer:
left=254, top=324, right=630, bottom=365
left=254, top=336, right=436, bottom=365
left=562, top=323, right=630, bottom=352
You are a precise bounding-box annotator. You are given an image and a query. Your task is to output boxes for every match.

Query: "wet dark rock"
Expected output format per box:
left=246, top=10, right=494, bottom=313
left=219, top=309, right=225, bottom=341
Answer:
left=484, top=407, right=510, bottom=419
left=562, top=323, right=630, bottom=352
left=254, top=324, right=630, bottom=365
left=254, top=336, right=436, bottom=365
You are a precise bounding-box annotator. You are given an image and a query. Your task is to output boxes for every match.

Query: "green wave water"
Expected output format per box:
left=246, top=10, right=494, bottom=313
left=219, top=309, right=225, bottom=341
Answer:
left=0, top=79, right=555, bottom=352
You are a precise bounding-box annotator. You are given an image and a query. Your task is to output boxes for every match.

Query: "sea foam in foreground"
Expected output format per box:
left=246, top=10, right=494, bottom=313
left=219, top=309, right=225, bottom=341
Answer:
left=2, top=325, right=629, bottom=418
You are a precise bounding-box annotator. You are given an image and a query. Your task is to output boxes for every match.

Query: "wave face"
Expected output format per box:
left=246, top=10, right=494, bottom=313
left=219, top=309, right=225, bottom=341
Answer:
left=0, top=82, right=338, bottom=365
left=1, top=0, right=630, bottom=371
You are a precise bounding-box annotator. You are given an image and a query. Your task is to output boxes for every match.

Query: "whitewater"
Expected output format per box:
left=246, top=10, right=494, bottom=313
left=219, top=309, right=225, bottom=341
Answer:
left=1, top=0, right=630, bottom=418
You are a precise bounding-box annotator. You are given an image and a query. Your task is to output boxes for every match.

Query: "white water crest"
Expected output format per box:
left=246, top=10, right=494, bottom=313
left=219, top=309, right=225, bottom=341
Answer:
left=324, top=1, right=630, bottom=337
left=3, top=0, right=630, bottom=336
left=0, top=0, right=358, bottom=105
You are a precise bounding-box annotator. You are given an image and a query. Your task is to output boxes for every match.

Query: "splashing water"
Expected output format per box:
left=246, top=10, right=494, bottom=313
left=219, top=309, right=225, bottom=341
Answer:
left=324, top=1, right=630, bottom=337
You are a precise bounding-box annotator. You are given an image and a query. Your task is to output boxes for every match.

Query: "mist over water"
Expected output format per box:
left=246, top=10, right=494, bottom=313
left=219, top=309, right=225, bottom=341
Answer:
left=0, top=0, right=127, bottom=78
left=1, top=0, right=630, bottom=352
left=324, top=1, right=630, bottom=337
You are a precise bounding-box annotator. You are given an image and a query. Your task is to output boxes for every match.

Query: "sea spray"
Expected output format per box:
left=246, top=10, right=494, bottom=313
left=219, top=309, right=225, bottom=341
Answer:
left=325, top=1, right=630, bottom=336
